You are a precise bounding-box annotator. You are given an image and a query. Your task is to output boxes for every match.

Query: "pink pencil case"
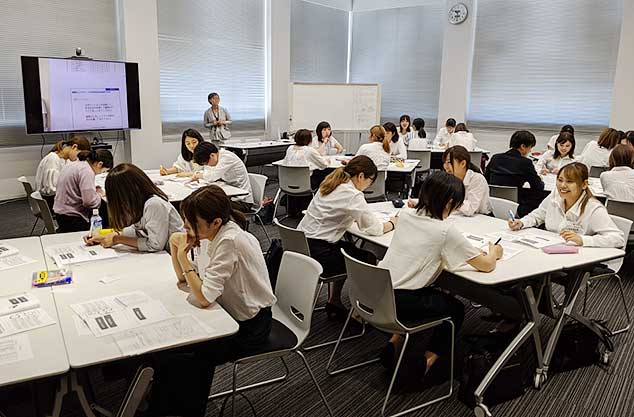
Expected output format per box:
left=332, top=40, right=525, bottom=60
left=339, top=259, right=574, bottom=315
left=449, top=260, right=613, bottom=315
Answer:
left=542, top=244, right=579, bottom=254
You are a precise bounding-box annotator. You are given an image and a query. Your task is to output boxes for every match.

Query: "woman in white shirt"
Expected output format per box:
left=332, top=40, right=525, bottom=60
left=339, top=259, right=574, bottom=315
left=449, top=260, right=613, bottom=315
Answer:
left=160, top=128, right=206, bottom=176
left=546, top=124, right=575, bottom=151
left=378, top=172, right=502, bottom=380
left=35, top=135, right=91, bottom=201
left=398, top=115, right=411, bottom=143
left=356, top=125, right=391, bottom=170
left=444, top=146, right=491, bottom=216
left=434, top=118, right=457, bottom=148
left=150, top=185, right=276, bottom=417
left=448, top=123, right=477, bottom=151
left=600, top=144, right=634, bottom=202
left=312, top=121, right=343, bottom=155
left=622, top=131, right=634, bottom=147
left=384, top=122, right=407, bottom=159
left=298, top=155, right=396, bottom=319
left=84, top=163, right=184, bottom=252
left=577, top=127, right=621, bottom=170
left=509, top=162, right=624, bottom=248
left=203, top=92, right=232, bottom=141
left=408, top=118, right=429, bottom=150
left=284, top=129, right=330, bottom=190
left=190, top=142, right=254, bottom=212
left=536, top=132, right=575, bottom=175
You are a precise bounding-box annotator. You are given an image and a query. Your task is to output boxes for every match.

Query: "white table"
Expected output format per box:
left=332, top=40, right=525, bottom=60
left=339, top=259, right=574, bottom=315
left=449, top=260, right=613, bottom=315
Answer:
left=222, top=139, right=293, bottom=167
left=0, top=237, right=68, bottom=389
left=40, top=232, right=239, bottom=417
left=96, top=170, right=249, bottom=202
left=272, top=157, right=420, bottom=174
left=347, top=203, right=624, bottom=416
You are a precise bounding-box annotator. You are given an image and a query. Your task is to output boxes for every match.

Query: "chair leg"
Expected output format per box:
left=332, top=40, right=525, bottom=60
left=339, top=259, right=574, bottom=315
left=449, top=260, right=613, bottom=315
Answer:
left=612, top=274, right=631, bottom=335
left=326, top=309, right=379, bottom=376
left=382, top=332, right=410, bottom=416
left=255, top=214, right=271, bottom=244
left=303, top=322, right=366, bottom=351
left=272, top=190, right=282, bottom=219
left=209, top=357, right=289, bottom=399
left=231, top=362, right=238, bottom=417
left=29, top=218, right=39, bottom=236
left=295, top=350, right=334, bottom=417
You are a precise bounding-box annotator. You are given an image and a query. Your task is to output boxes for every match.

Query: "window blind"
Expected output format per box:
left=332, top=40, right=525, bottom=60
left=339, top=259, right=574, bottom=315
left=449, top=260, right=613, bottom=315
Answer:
left=468, top=0, right=623, bottom=128
left=291, top=0, right=349, bottom=83
left=349, top=5, right=444, bottom=123
left=0, top=0, right=118, bottom=147
left=158, top=0, right=266, bottom=138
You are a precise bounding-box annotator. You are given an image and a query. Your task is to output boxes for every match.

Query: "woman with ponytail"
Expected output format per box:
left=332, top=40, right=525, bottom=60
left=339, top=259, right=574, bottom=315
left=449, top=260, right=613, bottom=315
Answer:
left=148, top=185, right=276, bottom=417
left=35, top=135, right=91, bottom=203
left=53, top=149, right=113, bottom=232
left=298, top=155, right=396, bottom=318
left=355, top=125, right=391, bottom=170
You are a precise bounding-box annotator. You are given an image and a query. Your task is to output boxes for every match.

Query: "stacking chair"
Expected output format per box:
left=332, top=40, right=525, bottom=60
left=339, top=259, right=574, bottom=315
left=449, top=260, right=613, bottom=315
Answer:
left=30, top=191, right=57, bottom=234
left=469, top=151, right=483, bottom=170
left=209, top=252, right=334, bottom=417
left=363, top=171, right=387, bottom=202
left=273, top=165, right=312, bottom=219
left=606, top=199, right=634, bottom=245
left=245, top=173, right=271, bottom=243
left=489, top=184, right=518, bottom=203
left=406, top=150, right=431, bottom=195
left=583, top=215, right=633, bottom=335
left=18, top=176, right=42, bottom=235
left=490, top=197, right=519, bottom=221
left=327, top=250, right=454, bottom=417
left=589, top=166, right=608, bottom=178
left=273, top=218, right=365, bottom=350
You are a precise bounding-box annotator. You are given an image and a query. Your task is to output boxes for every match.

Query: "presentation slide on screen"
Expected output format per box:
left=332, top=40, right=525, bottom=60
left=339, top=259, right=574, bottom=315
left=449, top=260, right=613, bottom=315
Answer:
left=38, top=58, right=129, bottom=131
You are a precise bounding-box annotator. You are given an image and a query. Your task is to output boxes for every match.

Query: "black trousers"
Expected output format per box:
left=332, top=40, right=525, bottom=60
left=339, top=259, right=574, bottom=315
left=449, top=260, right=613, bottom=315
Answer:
left=307, top=238, right=377, bottom=277
left=147, top=307, right=273, bottom=417
left=393, top=287, right=465, bottom=358
left=56, top=214, right=89, bottom=233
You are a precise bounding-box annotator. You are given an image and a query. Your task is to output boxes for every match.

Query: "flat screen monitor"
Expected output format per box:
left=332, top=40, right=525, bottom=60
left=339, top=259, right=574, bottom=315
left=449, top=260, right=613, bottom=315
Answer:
left=21, top=56, right=141, bottom=134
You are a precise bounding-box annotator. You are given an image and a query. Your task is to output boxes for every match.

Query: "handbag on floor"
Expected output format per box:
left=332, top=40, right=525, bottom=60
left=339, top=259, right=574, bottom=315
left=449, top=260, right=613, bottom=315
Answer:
left=550, top=319, right=613, bottom=372
left=458, top=334, right=533, bottom=408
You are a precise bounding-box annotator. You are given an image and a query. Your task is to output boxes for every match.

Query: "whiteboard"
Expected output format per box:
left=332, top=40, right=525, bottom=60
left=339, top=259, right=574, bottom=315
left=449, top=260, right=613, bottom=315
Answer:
left=289, top=83, right=381, bottom=132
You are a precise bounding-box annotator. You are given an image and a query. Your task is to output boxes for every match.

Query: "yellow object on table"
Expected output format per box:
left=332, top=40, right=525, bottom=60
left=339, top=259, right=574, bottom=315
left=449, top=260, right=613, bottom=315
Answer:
left=98, top=228, right=114, bottom=235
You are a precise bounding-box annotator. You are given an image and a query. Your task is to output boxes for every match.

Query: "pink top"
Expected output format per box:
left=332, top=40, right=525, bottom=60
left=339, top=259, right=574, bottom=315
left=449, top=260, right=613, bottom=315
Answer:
left=53, top=161, right=101, bottom=221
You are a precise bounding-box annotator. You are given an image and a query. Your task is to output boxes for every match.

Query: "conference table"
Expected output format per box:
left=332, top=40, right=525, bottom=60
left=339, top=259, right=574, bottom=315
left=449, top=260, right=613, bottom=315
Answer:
left=95, top=169, right=250, bottom=202
left=347, top=203, right=624, bottom=417
left=0, top=234, right=240, bottom=417
left=222, top=139, right=294, bottom=167
left=272, top=155, right=420, bottom=174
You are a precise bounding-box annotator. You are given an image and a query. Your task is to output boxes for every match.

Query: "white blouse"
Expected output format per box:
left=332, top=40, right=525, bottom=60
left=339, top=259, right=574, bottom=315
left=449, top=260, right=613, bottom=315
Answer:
left=123, top=195, right=185, bottom=252
left=202, top=150, right=254, bottom=204
left=173, top=154, right=202, bottom=174
left=389, top=139, right=408, bottom=159
left=434, top=127, right=452, bottom=147
left=378, top=210, right=481, bottom=290
left=298, top=182, right=384, bottom=243
left=519, top=189, right=624, bottom=248
left=356, top=142, right=390, bottom=170
left=311, top=136, right=342, bottom=155
left=457, top=169, right=492, bottom=216
left=408, top=137, right=430, bottom=151
left=600, top=167, right=634, bottom=202
left=577, top=140, right=610, bottom=170
left=535, top=150, right=574, bottom=174
left=283, top=145, right=329, bottom=171
left=449, top=131, right=477, bottom=151
left=35, top=152, right=66, bottom=195
left=200, top=221, right=277, bottom=321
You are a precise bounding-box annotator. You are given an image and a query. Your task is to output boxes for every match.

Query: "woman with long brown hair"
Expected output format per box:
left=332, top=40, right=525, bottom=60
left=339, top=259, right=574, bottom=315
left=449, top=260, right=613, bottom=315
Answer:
left=298, top=155, right=395, bottom=318
left=577, top=127, right=621, bottom=170
left=600, top=144, right=634, bottom=201
left=355, top=125, right=391, bottom=170
left=35, top=134, right=91, bottom=200
left=509, top=162, right=623, bottom=247
left=84, top=163, right=184, bottom=251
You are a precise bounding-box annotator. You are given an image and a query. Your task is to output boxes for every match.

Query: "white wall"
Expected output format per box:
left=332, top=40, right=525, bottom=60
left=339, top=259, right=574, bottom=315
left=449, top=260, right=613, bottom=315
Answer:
left=352, top=0, right=439, bottom=11
left=267, top=0, right=291, bottom=139
left=305, top=0, right=351, bottom=10
left=609, top=0, right=634, bottom=131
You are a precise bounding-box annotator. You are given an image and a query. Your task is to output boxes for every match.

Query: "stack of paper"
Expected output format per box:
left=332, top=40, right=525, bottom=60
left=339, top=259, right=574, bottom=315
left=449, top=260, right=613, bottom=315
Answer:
left=70, top=291, right=173, bottom=337
left=462, top=233, right=524, bottom=261
left=486, top=231, right=566, bottom=249
left=0, top=293, right=55, bottom=338
left=0, top=334, right=34, bottom=366
left=45, top=243, right=118, bottom=266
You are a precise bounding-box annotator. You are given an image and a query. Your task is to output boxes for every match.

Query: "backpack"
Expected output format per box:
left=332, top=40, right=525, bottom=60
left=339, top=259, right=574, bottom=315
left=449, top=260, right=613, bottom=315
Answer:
left=264, top=239, right=284, bottom=289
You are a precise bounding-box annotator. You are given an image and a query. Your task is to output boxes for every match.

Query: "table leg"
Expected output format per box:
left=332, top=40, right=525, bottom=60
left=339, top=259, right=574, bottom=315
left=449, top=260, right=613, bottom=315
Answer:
left=46, top=375, right=69, bottom=417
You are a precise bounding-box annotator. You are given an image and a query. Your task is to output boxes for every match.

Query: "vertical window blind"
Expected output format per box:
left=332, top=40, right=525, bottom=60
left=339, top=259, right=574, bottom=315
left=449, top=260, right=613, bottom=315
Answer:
left=157, top=0, right=266, bottom=137
left=349, top=4, right=444, bottom=123
left=0, top=0, right=118, bottom=147
left=290, top=0, right=349, bottom=84
left=468, top=0, right=623, bottom=127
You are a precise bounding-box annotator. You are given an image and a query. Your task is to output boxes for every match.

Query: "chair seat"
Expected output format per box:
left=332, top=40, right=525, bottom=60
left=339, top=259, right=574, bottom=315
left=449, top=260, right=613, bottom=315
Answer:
left=590, top=264, right=615, bottom=278
left=238, top=319, right=298, bottom=363
left=397, top=315, right=449, bottom=331
left=319, top=272, right=347, bottom=283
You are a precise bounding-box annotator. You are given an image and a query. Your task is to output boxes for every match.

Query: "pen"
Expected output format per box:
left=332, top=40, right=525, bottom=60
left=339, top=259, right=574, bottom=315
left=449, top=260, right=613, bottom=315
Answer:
left=494, top=237, right=502, bottom=245
left=508, top=210, right=516, bottom=222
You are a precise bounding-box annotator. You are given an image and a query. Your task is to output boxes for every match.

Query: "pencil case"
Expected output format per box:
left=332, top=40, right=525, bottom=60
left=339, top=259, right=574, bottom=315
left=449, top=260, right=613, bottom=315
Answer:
left=542, top=244, right=579, bottom=254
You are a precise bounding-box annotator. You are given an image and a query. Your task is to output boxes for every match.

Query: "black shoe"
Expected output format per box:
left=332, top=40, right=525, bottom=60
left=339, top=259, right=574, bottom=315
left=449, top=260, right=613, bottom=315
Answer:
left=324, top=303, right=349, bottom=322
left=480, top=311, right=504, bottom=322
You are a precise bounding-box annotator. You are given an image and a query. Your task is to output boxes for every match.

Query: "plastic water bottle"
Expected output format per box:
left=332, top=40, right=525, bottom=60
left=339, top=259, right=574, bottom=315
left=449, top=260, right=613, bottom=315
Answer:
left=89, top=209, right=102, bottom=237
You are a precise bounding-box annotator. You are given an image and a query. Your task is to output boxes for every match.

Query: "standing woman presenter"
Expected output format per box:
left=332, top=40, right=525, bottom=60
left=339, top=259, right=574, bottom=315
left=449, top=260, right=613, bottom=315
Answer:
left=203, top=92, right=232, bottom=142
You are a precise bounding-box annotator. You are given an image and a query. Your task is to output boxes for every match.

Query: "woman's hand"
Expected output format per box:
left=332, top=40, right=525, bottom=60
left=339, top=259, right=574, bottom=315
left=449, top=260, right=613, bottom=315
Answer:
left=489, top=242, right=504, bottom=260
left=508, top=220, right=524, bottom=231
left=540, top=168, right=549, bottom=176
left=188, top=172, right=203, bottom=183
left=407, top=199, right=416, bottom=208
left=560, top=230, right=583, bottom=246
left=159, top=165, right=168, bottom=176
left=84, top=232, right=117, bottom=248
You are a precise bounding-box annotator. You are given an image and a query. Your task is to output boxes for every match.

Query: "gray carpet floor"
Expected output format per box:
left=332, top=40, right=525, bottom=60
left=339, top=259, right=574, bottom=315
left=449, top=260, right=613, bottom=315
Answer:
left=1, top=169, right=634, bottom=417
